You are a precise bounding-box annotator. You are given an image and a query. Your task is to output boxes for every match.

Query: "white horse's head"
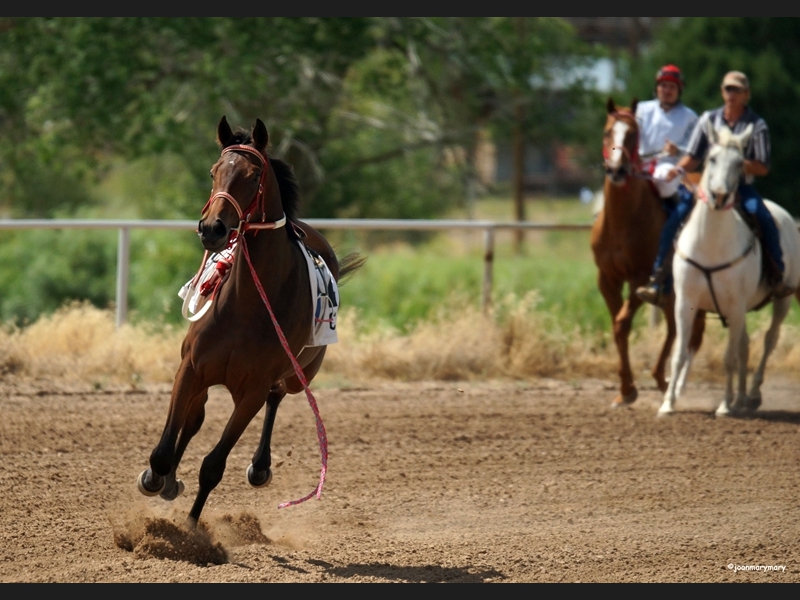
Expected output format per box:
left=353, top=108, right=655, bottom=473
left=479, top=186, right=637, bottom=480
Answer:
left=698, top=123, right=753, bottom=210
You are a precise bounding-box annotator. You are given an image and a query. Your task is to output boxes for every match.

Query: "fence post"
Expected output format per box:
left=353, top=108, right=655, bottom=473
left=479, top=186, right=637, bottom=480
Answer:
left=482, top=227, right=495, bottom=313
left=115, top=227, right=131, bottom=329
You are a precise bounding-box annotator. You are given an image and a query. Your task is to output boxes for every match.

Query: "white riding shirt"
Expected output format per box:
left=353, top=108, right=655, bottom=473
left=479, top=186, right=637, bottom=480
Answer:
left=636, top=99, right=698, bottom=198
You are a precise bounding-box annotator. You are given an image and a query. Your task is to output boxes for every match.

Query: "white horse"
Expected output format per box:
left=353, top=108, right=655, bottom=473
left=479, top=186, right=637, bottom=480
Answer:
left=659, top=123, right=800, bottom=417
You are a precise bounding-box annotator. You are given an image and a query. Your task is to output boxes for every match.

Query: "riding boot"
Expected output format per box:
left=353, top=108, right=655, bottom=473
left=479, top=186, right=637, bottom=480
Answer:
left=636, top=266, right=668, bottom=307
left=765, top=256, right=794, bottom=299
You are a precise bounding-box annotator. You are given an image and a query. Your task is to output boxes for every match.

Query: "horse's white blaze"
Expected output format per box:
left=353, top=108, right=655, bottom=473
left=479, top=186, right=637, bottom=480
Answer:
left=660, top=124, right=800, bottom=416
left=609, top=120, right=628, bottom=167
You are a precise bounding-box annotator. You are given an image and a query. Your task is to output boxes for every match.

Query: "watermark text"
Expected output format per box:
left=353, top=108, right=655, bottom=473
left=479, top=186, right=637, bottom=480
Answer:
left=728, top=563, right=785, bottom=573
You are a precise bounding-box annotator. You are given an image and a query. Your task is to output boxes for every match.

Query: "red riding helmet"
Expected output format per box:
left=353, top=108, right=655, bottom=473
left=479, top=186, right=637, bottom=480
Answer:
left=655, top=64, right=684, bottom=91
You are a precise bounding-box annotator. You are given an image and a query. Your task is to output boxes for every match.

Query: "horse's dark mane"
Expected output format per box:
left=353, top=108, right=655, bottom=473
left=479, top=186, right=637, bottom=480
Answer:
left=228, top=127, right=301, bottom=240
left=268, top=157, right=300, bottom=225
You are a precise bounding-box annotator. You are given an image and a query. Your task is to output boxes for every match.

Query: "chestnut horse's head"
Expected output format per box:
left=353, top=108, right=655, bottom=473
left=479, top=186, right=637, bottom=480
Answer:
left=198, top=116, right=287, bottom=252
left=603, top=97, right=640, bottom=186
left=698, top=123, right=753, bottom=210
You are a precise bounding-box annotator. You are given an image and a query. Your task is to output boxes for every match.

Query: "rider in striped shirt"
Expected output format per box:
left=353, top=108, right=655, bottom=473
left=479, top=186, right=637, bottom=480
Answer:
left=637, top=70, right=792, bottom=305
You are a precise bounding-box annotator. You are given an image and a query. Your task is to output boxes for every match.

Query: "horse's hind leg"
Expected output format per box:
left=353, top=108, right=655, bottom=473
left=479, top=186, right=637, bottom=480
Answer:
left=247, top=348, right=327, bottom=487
left=652, top=298, right=677, bottom=393
left=248, top=386, right=287, bottom=488
left=747, top=296, right=791, bottom=411
left=188, top=391, right=266, bottom=524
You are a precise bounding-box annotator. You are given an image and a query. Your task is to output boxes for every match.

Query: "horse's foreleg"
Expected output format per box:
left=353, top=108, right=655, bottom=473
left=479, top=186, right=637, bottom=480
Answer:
left=674, top=310, right=706, bottom=398
left=747, top=297, right=791, bottom=411
left=159, top=390, right=208, bottom=501
left=248, top=386, right=287, bottom=488
left=611, top=295, right=643, bottom=405
left=138, top=358, right=204, bottom=497
left=188, top=392, right=266, bottom=524
left=718, top=314, right=748, bottom=416
left=659, top=300, right=694, bottom=416
left=597, top=273, right=637, bottom=406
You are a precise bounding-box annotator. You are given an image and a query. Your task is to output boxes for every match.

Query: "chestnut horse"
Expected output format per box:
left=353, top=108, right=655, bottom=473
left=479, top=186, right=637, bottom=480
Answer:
left=137, top=116, right=365, bottom=525
left=590, top=98, right=704, bottom=406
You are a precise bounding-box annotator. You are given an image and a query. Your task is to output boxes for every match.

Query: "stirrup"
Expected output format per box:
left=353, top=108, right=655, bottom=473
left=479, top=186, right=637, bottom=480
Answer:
left=636, top=282, right=664, bottom=306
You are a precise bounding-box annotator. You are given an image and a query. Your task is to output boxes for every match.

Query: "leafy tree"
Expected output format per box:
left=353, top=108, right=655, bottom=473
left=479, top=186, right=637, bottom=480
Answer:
left=0, top=17, right=601, bottom=324
left=0, top=17, right=377, bottom=218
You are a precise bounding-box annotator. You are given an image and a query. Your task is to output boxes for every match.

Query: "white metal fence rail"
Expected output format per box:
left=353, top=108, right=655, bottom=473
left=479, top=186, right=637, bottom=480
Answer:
left=0, top=218, right=592, bottom=328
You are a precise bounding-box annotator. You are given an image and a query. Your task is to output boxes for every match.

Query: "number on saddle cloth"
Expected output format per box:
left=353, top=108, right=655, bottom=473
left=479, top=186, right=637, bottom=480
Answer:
left=303, top=243, right=339, bottom=348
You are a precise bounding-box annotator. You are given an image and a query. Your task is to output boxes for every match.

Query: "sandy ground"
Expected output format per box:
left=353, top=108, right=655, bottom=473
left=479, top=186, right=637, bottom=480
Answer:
left=1, top=375, right=799, bottom=583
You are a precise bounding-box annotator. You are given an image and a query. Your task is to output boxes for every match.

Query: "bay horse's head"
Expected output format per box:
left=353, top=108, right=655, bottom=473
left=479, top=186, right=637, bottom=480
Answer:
left=698, top=123, right=753, bottom=210
left=198, top=116, right=287, bottom=252
left=603, top=97, right=640, bottom=186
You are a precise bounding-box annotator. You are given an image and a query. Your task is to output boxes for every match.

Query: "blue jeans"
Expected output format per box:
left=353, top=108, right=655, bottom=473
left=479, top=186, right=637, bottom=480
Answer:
left=653, top=185, right=695, bottom=294
left=740, top=184, right=784, bottom=275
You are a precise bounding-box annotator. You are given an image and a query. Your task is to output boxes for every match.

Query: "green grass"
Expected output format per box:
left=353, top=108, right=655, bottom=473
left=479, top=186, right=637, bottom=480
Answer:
left=336, top=194, right=800, bottom=337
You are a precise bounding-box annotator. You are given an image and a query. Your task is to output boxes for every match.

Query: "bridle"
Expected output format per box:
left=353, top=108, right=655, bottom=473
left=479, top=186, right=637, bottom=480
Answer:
left=200, top=144, right=286, bottom=245
left=603, top=111, right=643, bottom=180
left=695, top=142, right=744, bottom=212
left=185, top=143, right=288, bottom=320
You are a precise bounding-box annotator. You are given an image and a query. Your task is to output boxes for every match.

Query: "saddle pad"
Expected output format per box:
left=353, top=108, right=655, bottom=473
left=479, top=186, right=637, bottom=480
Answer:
left=301, top=241, right=339, bottom=347
left=178, top=240, right=339, bottom=348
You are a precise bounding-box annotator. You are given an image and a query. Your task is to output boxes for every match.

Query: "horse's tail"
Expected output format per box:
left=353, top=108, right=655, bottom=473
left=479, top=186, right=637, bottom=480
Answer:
left=337, top=252, right=367, bottom=285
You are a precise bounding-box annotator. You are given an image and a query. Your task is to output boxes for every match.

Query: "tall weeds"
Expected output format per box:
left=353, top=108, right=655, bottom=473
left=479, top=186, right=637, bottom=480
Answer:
left=4, top=299, right=800, bottom=388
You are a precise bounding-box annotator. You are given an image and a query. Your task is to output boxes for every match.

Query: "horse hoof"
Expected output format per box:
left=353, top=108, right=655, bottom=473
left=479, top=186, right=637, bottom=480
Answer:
left=611, top=389, right=638, bottom=408
left=746, top=396, right=762, bottom=411
left=657, top=407, right=674, bottom=417
left=247, top=464, right=273, bottom=488
left=160, top=478, right=185, bottom=501
left=137, top=469, right=165, bottom=497
left=715, top=406, right=732, bottom=418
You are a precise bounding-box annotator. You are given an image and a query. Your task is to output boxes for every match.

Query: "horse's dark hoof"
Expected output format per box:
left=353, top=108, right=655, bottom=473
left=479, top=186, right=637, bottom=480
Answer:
left=159, top=478, right=185, bottom=501
left=247, top=464, right=273, bottom=488
left=611, top=388, right=638, bottom=408
left=746, top=396, right=762, bottom=411
left=137, top=469, right=165, bottom=497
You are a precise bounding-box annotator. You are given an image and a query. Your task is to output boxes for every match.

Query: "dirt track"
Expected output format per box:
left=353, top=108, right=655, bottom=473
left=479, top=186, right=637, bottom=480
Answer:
left=1, top=376, right=799, bottom=583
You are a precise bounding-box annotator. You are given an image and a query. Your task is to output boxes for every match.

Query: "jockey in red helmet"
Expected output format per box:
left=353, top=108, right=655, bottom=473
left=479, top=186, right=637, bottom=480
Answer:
left=655, top=64, right=684, bottom=95
left=634, top=64, right=699, bottom=306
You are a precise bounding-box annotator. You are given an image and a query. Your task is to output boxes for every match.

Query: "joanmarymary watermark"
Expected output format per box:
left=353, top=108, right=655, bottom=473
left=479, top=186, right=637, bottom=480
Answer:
left=728, top=563, right=786, bottom=573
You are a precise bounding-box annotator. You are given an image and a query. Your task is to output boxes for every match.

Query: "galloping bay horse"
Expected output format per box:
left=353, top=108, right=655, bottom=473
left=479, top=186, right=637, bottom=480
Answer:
left=137, top=116, right=365, bottom=525
left=590, top=98, right=704, bottom=407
